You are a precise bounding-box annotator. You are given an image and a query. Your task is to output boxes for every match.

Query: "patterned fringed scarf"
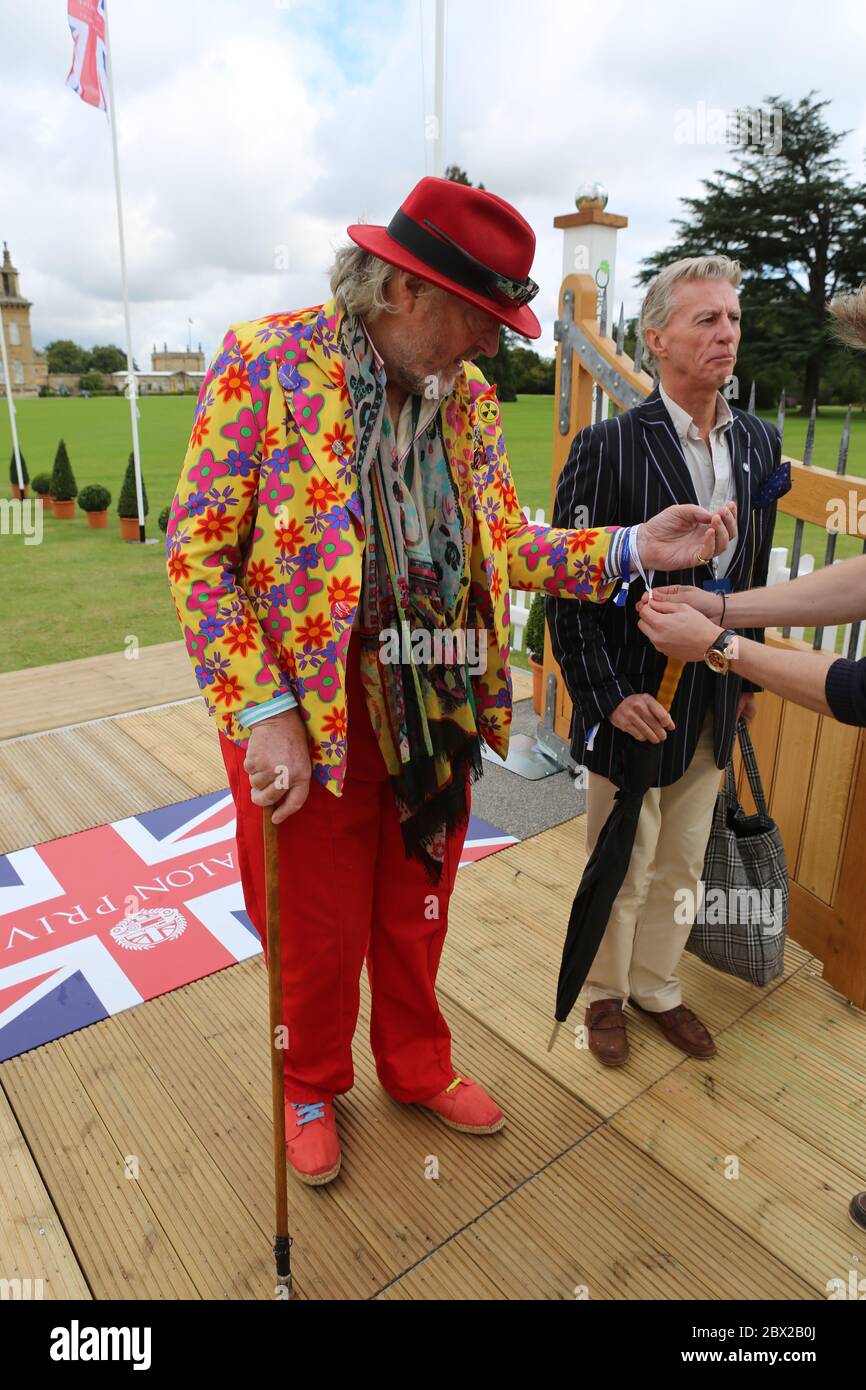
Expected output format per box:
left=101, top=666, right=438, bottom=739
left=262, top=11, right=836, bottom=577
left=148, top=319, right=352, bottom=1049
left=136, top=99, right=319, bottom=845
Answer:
left=340, top=314, right=483, bottom=883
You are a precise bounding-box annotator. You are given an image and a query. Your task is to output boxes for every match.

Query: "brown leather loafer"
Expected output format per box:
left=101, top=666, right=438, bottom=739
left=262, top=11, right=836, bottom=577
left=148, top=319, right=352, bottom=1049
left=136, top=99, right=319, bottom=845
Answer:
left=585, top=998, right=629, bottom=1067
left=630, top=1000, right=717, bottom=1058
left=849, top=1191, right=866, bottom=1234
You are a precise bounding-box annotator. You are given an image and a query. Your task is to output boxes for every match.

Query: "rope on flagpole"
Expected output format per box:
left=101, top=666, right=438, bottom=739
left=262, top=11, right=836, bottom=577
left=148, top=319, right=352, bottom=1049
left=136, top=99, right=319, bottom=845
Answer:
left=102, top=0, right=146, bottom=543
left=0, top=304, right=26, bottom=494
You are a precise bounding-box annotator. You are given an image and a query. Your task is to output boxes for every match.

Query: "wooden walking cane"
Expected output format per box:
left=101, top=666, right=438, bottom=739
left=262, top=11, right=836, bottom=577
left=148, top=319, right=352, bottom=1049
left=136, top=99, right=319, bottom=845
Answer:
left=264, top=806, right=292, bottom=1298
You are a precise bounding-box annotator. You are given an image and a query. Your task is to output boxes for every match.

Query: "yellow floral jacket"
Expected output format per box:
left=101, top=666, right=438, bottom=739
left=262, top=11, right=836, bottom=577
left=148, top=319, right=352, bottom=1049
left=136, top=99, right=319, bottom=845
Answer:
left=166, top=298, right=618, bottom=796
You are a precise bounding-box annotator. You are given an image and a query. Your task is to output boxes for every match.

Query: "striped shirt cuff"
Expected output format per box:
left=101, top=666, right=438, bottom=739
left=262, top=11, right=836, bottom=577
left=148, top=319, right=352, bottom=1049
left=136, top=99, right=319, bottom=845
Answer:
left=237, top=691, right=298, bottom=728
left=603, top=525, right=639, bottom=582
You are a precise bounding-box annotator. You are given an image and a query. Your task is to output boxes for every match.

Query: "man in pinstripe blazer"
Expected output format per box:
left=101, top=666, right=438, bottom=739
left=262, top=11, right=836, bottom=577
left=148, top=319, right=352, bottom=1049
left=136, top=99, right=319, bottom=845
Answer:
left=548, top=255, right=781, bottom=1067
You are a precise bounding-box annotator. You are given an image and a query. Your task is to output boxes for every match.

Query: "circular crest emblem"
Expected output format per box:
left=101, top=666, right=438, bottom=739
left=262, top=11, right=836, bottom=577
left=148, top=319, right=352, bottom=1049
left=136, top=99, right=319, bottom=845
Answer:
left=477, top=399, right=499, bottom=425
left=111, top=907, right=187, bottom=951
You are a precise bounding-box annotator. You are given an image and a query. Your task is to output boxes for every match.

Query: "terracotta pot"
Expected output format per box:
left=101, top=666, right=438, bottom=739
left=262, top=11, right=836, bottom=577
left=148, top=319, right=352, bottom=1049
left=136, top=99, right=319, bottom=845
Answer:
left=52, top=499, right=75, bottom=519
left=34, top=492, right=50, bottom=508
left=529, top=655, right=544, bottom=716
left=11, top=484, right=27, bottom=500
left=86, top=510, right=108, bottom=528
left=119, top=515, right=141, bottom=540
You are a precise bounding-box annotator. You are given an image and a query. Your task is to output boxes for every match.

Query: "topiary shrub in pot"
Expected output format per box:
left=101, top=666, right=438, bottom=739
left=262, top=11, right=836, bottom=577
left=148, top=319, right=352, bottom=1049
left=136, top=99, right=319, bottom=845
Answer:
left=157, top=504, right=171, bottom=533
left=50, top=439, right=78, bottom=518
left=117, top=452, right=149, bottom=539
left=9, top=449, right=29, bottom=498
left=78, top=483, right=112, bottom=529
left=525, top=591, right=547, bottom=715
left=32, top=472, right=51, bottom=504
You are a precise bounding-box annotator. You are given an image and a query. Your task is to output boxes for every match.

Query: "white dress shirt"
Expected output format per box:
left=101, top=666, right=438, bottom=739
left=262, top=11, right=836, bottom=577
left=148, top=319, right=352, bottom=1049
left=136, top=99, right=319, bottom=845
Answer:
left=658, top=382, right=738, bottom=578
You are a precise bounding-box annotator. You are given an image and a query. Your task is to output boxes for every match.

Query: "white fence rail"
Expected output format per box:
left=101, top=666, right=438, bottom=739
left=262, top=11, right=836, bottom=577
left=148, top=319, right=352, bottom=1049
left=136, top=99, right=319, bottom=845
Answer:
left=510, top=507, right=546, bottom=653
left=767, top=546, right=864, bottom=657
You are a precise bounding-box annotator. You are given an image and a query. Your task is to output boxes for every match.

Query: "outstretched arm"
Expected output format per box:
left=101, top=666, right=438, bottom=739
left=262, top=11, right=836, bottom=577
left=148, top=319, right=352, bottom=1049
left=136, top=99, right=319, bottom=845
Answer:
left=651, top=552, right=866, bottom=630
left=635, top=598, right=866, bottom=722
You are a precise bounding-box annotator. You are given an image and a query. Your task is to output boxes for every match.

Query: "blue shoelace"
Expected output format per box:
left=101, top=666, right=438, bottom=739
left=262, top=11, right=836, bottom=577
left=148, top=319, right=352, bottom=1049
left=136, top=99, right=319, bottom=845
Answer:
left=290, top=1102, right=326, bottom=1126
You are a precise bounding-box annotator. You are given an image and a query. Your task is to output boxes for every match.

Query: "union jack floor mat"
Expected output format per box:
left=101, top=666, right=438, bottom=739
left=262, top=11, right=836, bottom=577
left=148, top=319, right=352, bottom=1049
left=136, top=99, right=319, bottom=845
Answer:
left=0, top=791, right=518, bottom=1061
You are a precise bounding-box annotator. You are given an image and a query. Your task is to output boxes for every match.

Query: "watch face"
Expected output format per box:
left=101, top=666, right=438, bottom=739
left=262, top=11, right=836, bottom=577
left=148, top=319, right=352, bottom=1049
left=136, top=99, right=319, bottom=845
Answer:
left=705, top=648, right=728, bottom=674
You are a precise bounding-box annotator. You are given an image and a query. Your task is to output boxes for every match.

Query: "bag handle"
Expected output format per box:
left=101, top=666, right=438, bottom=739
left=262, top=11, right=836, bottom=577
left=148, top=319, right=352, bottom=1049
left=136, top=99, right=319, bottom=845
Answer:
left=734, top=718, right=772, bottom=821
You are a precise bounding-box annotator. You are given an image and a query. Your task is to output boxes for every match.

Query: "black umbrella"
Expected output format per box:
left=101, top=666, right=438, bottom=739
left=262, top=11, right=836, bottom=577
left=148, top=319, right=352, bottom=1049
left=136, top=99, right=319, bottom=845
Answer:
left=548, top=657, right=685, bottom=1046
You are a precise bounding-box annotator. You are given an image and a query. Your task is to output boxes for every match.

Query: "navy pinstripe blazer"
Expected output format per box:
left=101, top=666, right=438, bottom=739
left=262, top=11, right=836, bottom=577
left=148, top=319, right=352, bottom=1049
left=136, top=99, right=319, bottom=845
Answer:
left=547, top=388, right=781, bottom=786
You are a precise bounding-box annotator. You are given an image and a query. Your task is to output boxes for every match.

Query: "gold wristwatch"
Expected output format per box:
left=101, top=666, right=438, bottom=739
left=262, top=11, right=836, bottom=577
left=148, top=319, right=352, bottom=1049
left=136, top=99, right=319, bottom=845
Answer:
left=704, top=629, right=739, bottom=674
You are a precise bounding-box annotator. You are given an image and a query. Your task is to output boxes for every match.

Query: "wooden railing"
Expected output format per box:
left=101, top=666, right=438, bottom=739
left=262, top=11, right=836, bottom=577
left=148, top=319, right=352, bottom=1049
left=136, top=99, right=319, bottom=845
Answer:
left=540, top=272, right=866, bottom=1008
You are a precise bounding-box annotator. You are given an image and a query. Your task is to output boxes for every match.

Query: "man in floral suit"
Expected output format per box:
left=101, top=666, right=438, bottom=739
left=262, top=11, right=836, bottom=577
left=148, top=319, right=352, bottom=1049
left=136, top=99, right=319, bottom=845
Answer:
left=167, top=176, right=734, bottom=1185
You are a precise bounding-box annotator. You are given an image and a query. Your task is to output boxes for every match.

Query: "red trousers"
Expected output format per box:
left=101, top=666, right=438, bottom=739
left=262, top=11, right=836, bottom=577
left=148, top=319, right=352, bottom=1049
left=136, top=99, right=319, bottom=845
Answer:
left=219, top=633, right=469, bottom=1104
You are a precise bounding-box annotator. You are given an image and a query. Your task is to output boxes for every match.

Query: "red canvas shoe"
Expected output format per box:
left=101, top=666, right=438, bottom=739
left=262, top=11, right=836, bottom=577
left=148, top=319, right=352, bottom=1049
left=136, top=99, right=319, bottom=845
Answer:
left=417, top=1075, right=505, bottom=1134
left=285, top=1099, right=341, bottom=1186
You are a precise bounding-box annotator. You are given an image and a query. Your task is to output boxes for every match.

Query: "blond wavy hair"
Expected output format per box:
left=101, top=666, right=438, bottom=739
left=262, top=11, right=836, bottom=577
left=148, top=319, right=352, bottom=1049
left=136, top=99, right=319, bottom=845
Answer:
left=828, top=285, right=866, bottom=351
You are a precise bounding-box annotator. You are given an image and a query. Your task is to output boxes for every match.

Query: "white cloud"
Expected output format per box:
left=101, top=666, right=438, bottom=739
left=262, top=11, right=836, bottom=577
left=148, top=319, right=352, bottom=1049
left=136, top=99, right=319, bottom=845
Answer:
left=3, top=0, right=865, bottom=370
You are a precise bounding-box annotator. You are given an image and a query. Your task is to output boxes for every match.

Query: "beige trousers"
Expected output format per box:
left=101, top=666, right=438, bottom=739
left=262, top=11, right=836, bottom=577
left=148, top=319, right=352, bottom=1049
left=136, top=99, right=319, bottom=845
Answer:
left=582, top=713, right=723, bottom=1011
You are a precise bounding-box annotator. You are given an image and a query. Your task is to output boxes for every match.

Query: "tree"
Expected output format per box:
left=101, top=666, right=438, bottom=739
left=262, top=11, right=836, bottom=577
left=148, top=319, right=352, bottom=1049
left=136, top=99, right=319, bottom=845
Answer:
left=118, top=452, right=149, bottom=518
left=50, top=439, right=78, bottom=501
left=475, top=327, right=519, bottom=402
left=46, top=340, right=90, bottom=374
left=88, top=345, right=127, bottom=373
left=444, top=164, right=484, bottom=190
left=79, top=370, right=105, bottom=392
left=639, top=93, right=866, bottom=409
left=9, top=449, right=28, bottom=487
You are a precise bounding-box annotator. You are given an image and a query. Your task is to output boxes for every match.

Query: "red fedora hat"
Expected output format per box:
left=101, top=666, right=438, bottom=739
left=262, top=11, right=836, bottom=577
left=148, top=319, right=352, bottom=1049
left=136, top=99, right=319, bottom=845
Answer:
left=347, top=176, right=542, bottom=339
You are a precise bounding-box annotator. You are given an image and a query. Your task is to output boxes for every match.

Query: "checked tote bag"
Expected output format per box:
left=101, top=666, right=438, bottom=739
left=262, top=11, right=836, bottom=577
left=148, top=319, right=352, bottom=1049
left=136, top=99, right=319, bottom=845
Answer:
left=686, top=721, right=789, bottom=986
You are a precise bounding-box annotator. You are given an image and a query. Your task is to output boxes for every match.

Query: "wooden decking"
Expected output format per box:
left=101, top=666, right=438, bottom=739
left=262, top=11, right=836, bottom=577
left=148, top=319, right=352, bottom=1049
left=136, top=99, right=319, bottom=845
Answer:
left=1, top=685, right=864, bottom=1300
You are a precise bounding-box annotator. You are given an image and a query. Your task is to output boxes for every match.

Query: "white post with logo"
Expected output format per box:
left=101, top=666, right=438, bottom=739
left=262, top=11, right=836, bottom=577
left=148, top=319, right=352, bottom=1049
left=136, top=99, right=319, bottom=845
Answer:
left=554, top=193, right=628, bottom=420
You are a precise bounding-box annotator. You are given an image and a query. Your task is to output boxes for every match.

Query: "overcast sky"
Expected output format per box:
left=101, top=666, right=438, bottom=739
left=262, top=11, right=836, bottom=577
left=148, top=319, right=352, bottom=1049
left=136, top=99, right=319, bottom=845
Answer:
left=3, top=0, right=866, bottom=371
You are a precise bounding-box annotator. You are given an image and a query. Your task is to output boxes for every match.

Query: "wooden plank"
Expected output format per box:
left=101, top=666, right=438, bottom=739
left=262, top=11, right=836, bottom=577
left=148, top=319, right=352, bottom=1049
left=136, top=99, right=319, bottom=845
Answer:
left=797, top=717, right=859, bottom=903
left=788, top=881, right=843, bottom=964
left=768, top=700, right=819, bottom=875
left=380, top=1127, right=815, bottom=1300
left=609, top=1064, right=864, bottom=1293
left=0, top=1079, right=91, bottom=1300
left=2, top=1045, right=197, bottom=1300
left=0, top=708, right=226, bottom=856
left=49, top=1008, right=279, bottom=1300
left=704, top=966, right=866, bottom=1172
left=778, top=461, right=866, bottom=535
left=0, top=640, right=200, bottom=740
left=825, top=729, right=866, bottom=1009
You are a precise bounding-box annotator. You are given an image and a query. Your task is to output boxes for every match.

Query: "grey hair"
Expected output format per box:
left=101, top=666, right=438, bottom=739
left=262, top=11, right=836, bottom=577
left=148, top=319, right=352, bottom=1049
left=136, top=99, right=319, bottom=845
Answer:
left=828, top=284, right=866, bottom=352
left=328, top=242, right=398, bottom=319
left=639, top=255, right=742, bottom=377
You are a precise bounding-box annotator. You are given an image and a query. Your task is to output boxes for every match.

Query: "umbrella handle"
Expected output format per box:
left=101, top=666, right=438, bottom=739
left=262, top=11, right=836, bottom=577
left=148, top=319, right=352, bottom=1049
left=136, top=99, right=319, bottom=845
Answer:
left=656, top=656, right=685, bottom=713
left=264, top=806, right=292, bottom=1298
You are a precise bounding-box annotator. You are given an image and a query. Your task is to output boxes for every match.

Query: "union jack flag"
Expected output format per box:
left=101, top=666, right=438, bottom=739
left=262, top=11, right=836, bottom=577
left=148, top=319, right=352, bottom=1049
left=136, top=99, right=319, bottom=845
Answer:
left=0, top=793, right=517, bottom=1062
left=66, top=0, right=108, bottom=113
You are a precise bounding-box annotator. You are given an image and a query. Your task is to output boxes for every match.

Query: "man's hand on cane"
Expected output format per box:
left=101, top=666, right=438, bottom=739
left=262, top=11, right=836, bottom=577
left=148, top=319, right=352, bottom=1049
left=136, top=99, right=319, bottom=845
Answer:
left=244, top=709, right=312, bottom=825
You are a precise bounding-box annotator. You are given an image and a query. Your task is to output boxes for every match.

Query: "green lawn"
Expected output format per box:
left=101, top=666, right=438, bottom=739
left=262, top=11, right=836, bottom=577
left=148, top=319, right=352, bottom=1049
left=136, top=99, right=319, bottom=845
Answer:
left=1, top=394, right=863, bottom=674
left=1, top=396, right=197, bottom=672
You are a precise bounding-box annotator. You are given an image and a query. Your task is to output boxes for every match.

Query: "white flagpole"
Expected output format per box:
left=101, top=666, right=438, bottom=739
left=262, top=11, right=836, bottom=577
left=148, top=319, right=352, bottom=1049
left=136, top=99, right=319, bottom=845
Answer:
left=102, top=0, right=146, bottom=542
left=0, top=304, right=26, bottom=494
left=432, top=0, right=446, bottom=177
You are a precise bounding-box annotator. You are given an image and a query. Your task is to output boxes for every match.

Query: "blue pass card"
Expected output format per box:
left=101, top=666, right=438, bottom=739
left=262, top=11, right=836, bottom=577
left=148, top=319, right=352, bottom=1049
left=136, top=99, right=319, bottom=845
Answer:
left=703, top=577, right=732, bottom=593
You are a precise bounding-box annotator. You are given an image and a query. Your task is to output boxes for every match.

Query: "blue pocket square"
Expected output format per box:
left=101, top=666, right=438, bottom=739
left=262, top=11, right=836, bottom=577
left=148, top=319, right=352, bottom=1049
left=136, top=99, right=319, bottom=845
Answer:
left=753, top=459, right=791, bottom=508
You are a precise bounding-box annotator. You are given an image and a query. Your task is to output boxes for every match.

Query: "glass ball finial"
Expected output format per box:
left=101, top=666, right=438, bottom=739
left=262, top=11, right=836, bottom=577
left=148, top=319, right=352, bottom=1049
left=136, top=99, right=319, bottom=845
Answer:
left=575, top=181, right=609, bottom=211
